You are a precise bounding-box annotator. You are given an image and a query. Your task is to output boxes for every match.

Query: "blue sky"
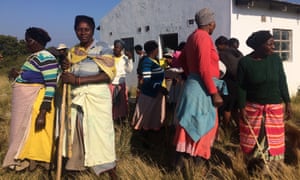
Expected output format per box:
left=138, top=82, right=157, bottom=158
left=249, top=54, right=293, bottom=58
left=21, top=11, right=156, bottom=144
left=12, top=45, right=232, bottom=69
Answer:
left=1, top=0, right=300, bottom=49
left=0, top=0, right=120, bottom=48
left=283, top=0, right=300, bottom=4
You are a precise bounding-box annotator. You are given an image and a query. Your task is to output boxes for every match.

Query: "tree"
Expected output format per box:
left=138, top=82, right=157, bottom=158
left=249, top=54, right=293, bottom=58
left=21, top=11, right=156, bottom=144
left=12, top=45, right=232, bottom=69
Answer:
left=0, top=35, right=28, bottom=75
left=0, top=35, right=28, bottom=56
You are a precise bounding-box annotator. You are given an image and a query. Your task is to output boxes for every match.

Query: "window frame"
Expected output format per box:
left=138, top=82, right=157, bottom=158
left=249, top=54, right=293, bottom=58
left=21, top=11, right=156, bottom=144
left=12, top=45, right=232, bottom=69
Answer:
left=272, top=29, right=293, bottom=62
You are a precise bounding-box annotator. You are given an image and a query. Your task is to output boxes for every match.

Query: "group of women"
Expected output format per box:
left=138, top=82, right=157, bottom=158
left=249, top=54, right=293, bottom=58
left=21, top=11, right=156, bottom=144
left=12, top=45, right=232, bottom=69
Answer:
left=131, top=7, right=292, bottom=174
left=2, top=7, right=293, bottom=178
left=3, top=15, right=118, bottom=179
left=173, top=8, right=292, bottom=172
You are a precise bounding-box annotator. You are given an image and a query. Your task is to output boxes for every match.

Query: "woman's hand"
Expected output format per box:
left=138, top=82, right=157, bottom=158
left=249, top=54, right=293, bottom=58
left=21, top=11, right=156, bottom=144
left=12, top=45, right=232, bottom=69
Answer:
left=35, top=109, right=47, bottom=132
left=212, top=92, right=223, bottom=107
left=284, top=103, right=292, bottom=121
left=8, top=68, right=20, bottom=80
left=61, top=58, right=71, bottom=71
left=61, top=72, right=77, bottom=85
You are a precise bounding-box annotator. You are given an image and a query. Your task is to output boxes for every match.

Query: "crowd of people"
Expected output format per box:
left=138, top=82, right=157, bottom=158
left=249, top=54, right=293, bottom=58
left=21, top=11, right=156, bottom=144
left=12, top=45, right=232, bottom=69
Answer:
left=1, top=7, right=293, bottom=179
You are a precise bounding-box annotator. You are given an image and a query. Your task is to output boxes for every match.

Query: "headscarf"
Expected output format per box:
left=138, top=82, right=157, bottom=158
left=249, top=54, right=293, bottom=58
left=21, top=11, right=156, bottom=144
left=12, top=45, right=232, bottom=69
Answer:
left=195, top=8, right=215, bottom=26
left=74, top=15, right=95, bottom=31
left=25, top=27, right=51, bottom=47
left=246, top=30, right=273, bottom=50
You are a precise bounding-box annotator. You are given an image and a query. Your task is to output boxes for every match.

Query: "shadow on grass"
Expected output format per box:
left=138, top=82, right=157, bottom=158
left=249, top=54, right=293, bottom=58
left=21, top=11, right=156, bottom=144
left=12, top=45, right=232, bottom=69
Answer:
left=129, top=125, right=177, bottom=172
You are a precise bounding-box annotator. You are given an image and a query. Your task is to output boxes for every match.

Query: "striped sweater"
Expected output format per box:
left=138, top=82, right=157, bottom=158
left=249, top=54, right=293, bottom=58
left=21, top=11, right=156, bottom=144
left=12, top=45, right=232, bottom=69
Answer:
left=140, top=57, right=165, bottom=97
left=16, top=50, right=59, bottom=111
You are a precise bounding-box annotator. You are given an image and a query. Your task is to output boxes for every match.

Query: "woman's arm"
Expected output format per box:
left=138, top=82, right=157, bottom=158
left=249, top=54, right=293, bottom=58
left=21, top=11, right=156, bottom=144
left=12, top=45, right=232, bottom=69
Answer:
left=35, top=54, right=59, bottom=131
left=237, top=59, right=248, bottom=123
left=197, top=35, right=218, bottom=94
left=124, top=56, right=133, bottom=73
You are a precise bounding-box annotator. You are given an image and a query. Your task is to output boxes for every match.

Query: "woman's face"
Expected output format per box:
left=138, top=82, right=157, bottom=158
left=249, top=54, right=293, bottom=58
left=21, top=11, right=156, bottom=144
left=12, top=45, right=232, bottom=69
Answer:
left=25, top=35, right=42, bottom=53
left=208, top=21, right=216, bottom=35
left=113, top=42, right=123, bottom=57
left=262, top=37, right=275, bottom=55
left=75, top=21, right=94, bottom=47
left=153, top=47, right=159, bottom=58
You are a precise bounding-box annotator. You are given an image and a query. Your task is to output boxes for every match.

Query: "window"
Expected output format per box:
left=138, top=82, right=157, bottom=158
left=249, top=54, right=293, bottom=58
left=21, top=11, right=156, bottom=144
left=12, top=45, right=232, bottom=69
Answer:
left=121, top=37, right=135, bottom=62
left=160, top=33, right=178, bottom=51
left=272, top=29, right=292, bottom=61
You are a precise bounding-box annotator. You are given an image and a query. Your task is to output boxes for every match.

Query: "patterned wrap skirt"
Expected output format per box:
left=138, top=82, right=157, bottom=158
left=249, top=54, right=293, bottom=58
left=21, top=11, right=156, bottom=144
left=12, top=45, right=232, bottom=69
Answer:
left=240, top=102, right=285, bottom=158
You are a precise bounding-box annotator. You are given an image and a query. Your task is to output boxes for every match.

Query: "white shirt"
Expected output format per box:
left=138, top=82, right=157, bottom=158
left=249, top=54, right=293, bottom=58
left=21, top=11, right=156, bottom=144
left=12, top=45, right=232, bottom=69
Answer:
left=112, top=54, right=133, bottom=85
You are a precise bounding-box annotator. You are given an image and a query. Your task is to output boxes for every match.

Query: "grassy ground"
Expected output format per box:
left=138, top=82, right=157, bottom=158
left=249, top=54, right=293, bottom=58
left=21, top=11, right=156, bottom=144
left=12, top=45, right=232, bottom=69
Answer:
left=0, top=74, right=300, bottom=180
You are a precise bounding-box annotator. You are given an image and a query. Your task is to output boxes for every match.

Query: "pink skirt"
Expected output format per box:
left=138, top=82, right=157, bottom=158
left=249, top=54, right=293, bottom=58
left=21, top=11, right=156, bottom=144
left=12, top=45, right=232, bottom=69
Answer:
left=173, top=113, right=218, bottom=159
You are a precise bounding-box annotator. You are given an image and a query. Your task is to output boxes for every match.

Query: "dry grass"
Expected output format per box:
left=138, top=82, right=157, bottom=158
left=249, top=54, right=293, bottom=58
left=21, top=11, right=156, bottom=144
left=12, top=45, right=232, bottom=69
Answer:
left=0, top=74, right=300, bottom=179
left=0, top=76, right=11, bottom=121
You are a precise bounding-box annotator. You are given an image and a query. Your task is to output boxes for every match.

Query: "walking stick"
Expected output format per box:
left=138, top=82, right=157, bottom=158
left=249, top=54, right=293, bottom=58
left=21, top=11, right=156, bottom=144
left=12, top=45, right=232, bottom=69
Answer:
left=56, top=83, right=67, bottom=180
left=244, top=118, right=272, bottom=174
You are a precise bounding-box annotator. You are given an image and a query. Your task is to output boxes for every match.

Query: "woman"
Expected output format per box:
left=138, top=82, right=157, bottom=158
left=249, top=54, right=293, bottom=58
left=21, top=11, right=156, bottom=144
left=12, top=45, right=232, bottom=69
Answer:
left=60, top=15, right=117, bottom=178
left=135, top=44, right=146, bottom=99
left=217, top=36, right=243, bottom=126
left=112, top=39, right=133, bottom=122
left=2, top=27, right=59, bottom=171
left=173, top=8, right=223, bottom=166
left=131, top=40, right=167, bottom=131
left=237, top=30, right=292, bottom=171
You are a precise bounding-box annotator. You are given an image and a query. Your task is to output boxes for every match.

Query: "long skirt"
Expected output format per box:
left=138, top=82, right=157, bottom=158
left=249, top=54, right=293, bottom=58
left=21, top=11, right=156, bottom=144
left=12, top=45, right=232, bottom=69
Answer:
left=2, top=83, right=55, bottom=167
left=112, top=83, right=128, bottom=120
left=131, top=93, right=165, bottom=130
left=240, top=102, right=285, bottom=160
left=173, top=114, right=218, bottom=159
left=63, top=84, right=116, bottom=174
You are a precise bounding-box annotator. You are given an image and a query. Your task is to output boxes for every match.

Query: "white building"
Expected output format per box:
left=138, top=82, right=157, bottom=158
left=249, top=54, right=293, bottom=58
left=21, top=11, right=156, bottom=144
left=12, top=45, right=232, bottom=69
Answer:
left=99, top=0, right=300, bottom=96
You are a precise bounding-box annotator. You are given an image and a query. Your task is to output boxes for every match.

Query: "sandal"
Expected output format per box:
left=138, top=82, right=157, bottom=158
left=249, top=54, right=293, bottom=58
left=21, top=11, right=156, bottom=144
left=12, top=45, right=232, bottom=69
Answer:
left=15, top=160, right=30, bottom=171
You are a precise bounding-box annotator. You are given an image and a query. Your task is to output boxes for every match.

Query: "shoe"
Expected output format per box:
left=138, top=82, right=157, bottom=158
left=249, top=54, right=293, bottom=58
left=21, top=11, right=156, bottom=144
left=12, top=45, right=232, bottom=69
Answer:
left=29, top=160, right=50, bottom=171
left=15, top=160, right=30, bottom=171
left=8, top=165, right=16, bottom=170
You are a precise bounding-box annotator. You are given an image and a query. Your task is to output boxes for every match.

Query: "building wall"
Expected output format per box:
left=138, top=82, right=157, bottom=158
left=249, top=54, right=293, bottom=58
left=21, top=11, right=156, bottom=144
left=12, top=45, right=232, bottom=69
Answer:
left=100, top=0, right=231, bottom=89
left=100, top=0, right=231, bottom=46
left=231, top=3, right=300, bottom=95
left=100, top=0, right=299, bottom=96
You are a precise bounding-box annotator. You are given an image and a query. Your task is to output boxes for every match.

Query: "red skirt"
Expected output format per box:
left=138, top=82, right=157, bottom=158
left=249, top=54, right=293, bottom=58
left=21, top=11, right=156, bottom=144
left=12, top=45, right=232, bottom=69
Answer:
left=240, top=103, right=285, bottom=156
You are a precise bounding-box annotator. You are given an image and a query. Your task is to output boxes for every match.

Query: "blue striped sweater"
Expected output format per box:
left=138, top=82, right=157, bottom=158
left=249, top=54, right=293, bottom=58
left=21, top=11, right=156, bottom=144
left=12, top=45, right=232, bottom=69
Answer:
left=140, top=57, right=164, bottom=97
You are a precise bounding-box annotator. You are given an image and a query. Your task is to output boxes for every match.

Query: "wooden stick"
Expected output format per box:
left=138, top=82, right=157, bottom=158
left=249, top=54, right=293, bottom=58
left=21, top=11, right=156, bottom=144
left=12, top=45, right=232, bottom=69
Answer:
left=245, top=118, right=272, bottom=174
left=56, top=83, right=67, bottom=180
